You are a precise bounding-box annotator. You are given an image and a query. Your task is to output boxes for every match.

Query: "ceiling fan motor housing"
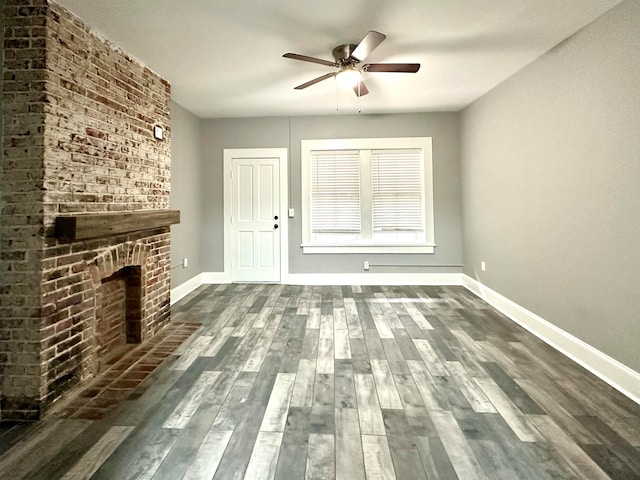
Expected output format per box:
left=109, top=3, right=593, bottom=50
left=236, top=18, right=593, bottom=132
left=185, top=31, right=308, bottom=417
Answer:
left=332, top=44, right=359, bottom=65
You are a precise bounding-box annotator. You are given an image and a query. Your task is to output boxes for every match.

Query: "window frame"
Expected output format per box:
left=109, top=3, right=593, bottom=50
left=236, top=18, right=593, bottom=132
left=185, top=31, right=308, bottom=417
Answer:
left=301, top=137, right=435, bottom=254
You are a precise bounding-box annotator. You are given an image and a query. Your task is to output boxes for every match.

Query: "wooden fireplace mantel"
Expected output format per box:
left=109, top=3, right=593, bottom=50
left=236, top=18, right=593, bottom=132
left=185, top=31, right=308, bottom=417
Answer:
left=54, top=209, right=180, bottom=240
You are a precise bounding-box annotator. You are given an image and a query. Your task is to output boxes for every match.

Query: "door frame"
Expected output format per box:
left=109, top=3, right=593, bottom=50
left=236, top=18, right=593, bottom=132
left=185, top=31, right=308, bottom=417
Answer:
left=223, top=148, right=289, bottom=282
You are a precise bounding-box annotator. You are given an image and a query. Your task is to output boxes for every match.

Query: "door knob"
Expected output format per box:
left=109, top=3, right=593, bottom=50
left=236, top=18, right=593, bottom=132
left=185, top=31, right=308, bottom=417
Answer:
left=274, top=215, right=279, bottom=220
left=274, top=224, right=279, bottom=229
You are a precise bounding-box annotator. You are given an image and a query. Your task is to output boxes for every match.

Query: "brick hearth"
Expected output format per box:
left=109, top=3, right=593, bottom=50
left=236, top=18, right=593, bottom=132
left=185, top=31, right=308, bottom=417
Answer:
left=1, top=0, right=174, bottom=419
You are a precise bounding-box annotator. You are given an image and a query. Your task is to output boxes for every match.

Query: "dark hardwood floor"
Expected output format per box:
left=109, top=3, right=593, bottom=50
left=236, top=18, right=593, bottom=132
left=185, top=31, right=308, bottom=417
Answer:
left=1, top=283, right=639, bottom=479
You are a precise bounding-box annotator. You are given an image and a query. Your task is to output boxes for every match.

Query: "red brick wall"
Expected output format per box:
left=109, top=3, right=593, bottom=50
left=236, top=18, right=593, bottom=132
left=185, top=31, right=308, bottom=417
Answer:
left=1, top=0, right=172, bottom=419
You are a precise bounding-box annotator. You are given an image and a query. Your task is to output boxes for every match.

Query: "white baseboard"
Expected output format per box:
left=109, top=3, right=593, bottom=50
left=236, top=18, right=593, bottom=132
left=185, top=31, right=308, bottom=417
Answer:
left=200, top=271, right=232, bottom=284
left=170, top=271, right=230, bottom=305
left=462, top=275, right=640, bottom=404
left=170, top=273, right=205, bottom=305
left=283, top=272, right=463, bottom=286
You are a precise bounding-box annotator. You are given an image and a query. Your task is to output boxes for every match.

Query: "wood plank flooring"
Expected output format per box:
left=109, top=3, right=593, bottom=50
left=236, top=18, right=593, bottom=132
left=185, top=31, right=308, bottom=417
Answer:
left=1, top=283, right=639, bottom=479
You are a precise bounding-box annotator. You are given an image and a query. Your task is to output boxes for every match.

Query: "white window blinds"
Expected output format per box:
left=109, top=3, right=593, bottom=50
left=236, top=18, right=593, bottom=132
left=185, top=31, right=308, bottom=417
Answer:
left=371, top=149, right=423, bottom=231
left=310, top=150, right=361, bottom=233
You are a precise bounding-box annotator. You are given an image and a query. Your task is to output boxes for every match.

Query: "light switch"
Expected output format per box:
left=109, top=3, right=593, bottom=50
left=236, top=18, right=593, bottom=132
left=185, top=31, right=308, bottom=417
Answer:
left=153, top=125, right=163, bottom=140
left=288, top=208, right=294, bottom=218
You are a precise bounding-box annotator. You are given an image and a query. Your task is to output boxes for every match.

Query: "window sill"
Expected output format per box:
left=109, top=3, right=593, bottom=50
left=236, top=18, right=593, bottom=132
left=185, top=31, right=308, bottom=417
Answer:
left=301, top=244, right=435, bottom=254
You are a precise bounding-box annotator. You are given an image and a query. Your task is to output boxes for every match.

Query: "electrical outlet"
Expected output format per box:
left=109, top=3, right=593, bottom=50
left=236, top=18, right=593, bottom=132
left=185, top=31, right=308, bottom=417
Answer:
left=481, top=261, right=486, bottom=272
left=364, top=260, right=370, bottom=271
left=183, top=257, right=188, bottom=268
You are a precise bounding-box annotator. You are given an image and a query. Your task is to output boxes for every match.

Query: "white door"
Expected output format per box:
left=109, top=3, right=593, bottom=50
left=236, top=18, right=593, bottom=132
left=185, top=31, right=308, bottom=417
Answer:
left=230, top=156, right=280, bottom=282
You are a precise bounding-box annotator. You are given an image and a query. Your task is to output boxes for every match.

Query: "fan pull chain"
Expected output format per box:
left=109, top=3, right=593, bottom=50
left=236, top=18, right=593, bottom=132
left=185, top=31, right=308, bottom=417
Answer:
left=335, top=80, right=339, bottom=112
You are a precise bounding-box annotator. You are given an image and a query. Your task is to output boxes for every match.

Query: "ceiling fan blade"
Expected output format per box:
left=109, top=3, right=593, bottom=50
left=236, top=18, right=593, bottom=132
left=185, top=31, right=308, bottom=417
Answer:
left=283, top=53, right=337, bottom=67
left=351, top=30, right=386, bottom=61
left=364, top=63, right=420, bottom=73
left=353, top=80, right=369, bottom=97
left=294, top=72, right=336, bottom=90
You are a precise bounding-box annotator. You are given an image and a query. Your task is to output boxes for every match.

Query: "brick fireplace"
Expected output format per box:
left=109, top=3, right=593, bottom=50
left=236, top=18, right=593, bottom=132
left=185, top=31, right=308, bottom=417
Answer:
left=1, top=1, right=176, bottom=419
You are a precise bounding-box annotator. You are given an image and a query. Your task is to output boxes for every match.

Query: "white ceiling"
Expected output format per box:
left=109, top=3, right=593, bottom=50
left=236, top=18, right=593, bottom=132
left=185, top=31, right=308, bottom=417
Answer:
left=55, top=0, right=622, bottom=118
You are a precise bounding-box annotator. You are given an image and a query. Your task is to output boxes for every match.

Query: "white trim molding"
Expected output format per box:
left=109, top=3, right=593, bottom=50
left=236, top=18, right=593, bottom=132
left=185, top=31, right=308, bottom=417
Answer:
left=283, top=272, right=462, bottom=286
left=170, top=273, right=205, bottom=305
left=200, top=271, right=232, bottom=284
left=463, top=275, right=640, bottom=404
left=170, top=271, right=230, bottom=305
left=300, top=244, right=436, bottom=254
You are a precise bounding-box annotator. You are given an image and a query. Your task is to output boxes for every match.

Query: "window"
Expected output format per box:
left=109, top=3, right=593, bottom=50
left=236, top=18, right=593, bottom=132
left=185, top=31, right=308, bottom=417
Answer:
left=302, top=137, right=435, bottom=254
left=310, top=150, right=361, bottom=240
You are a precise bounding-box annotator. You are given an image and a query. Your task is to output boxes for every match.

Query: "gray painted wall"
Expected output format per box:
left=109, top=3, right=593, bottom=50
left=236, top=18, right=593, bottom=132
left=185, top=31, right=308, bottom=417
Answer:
left=170, top=101, right=204, bottom=287
left=200, top=113, right=463, bottom=274
left=460, top=0, right=640, bottom=370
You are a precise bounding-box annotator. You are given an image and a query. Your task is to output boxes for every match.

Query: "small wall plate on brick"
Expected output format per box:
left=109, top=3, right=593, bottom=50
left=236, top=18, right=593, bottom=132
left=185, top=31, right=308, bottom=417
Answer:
left=153, top=125, right=163, bottom=140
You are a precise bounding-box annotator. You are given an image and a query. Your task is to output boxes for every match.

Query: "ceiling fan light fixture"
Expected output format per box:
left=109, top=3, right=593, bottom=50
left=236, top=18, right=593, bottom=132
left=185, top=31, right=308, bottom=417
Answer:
left=335, top=67, right=362, bottom=89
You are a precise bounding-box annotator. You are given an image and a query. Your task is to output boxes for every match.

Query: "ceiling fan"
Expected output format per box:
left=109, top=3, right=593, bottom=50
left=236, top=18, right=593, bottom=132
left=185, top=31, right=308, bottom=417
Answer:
left=283, top=30, right=420, bottom=97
